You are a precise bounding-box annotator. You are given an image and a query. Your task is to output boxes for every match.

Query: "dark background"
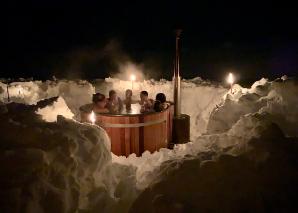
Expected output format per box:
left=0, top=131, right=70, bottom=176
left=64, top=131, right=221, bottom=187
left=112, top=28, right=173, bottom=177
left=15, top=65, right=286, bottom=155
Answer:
left=3, top=1, right=298, bottom=83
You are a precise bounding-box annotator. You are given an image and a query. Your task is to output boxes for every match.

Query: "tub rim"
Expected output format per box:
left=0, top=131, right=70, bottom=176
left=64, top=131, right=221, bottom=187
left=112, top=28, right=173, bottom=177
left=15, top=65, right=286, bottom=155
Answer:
left=91, top=103, right=173, bottom=117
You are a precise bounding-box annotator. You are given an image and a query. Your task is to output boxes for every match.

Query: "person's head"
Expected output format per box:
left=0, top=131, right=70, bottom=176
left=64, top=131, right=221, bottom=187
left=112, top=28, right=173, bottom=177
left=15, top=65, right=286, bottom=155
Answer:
left=156, top=93, right=166, bottom=103
left=125, top=89, right=132, bottom=98
left=92, top=93, right=106, bottom=108
left=140, top=91, right=149, bottom=101
left=109, top=90, right=117, bottom=100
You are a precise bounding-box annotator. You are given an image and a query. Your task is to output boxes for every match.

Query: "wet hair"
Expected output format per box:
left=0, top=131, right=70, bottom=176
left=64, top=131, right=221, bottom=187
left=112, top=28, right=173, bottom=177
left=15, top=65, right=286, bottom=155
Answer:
left=140, top=91, right=148, bottom=96
left=126, top=89, right=132, bottom=96
left=92, top=93, right=105, bottom=103
left=109, top=90, right=116, bottom=97
left=156, top=93, right=166, bottom=103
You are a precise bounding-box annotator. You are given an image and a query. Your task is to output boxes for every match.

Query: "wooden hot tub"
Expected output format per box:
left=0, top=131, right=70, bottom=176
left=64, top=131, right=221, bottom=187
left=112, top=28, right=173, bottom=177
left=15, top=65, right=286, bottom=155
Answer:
left=81, top=104, right=174, bottom=156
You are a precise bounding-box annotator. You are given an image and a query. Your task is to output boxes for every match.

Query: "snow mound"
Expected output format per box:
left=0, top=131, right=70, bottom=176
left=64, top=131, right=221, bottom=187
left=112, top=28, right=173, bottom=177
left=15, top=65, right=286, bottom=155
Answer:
left=130, top=134, right=298, bottom=212
left=0, top=100, right=111, bottom=212
left=0, top=80, right=95, bottom=119
left=129, top=96, right=298, bottom=212
left=36, top=96, right=74, bottom=122
left=207, top=77, right=298, bottom=137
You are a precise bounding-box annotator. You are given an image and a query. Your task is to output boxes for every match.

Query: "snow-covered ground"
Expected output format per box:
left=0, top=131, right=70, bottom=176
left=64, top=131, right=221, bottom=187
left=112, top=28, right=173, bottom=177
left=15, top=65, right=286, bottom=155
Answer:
left=0, top=76, right=298, bottom=212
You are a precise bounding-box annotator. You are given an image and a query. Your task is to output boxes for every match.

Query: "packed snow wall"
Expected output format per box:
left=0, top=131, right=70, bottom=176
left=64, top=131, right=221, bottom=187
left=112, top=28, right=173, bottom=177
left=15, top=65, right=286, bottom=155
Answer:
left=207, top=76, right=298, bottom=137
left=0, top=97, right=111, bottom=212
left=0, top=80, right=95, bottom=120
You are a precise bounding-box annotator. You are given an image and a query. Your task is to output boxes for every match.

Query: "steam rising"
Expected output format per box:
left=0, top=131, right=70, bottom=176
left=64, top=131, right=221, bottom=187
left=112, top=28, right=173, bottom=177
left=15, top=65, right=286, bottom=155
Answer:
left=56, top=39, right=161, bottom=80
left=102, top=40, right=145, bottom=80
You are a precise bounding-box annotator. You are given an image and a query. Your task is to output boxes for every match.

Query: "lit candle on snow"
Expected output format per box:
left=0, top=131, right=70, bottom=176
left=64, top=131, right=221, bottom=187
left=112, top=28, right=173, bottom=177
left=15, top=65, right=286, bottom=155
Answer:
left=89, top=111, right=96, bottom=125
left=227, top=73, right=234, bottom=93
left=130, top=74, right=136, bottom=90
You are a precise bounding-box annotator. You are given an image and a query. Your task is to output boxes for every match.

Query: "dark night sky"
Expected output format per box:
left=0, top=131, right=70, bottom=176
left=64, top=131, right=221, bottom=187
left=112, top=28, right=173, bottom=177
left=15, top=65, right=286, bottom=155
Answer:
left=3, top=1, right=298, bottom=82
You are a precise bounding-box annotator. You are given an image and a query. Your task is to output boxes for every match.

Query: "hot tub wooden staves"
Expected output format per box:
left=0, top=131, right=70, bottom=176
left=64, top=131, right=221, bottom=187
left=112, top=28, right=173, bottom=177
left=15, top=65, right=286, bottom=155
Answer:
left=81, top=105, right=174, bottom=156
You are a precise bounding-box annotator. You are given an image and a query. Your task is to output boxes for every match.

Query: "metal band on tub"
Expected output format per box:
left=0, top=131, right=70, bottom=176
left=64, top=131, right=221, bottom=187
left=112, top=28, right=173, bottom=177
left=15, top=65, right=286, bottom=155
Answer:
left=98, top=118, right=166, bottom=128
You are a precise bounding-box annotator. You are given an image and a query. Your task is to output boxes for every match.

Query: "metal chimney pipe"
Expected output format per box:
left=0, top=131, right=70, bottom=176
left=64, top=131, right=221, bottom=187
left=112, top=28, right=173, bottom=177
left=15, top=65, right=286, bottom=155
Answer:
left=171, top=29, right=190, bottom=146
left=174, top=29, right=182, bottom=117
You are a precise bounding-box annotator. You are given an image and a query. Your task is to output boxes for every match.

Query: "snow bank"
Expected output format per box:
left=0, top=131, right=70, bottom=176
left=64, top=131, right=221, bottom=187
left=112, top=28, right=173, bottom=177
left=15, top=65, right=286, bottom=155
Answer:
left=0, top=80, right=95, bottom=119
left=36, top=97, right=74, bottom=122
left=130, top=132, right=298, bottom=212
left=0, top=99, right=111, bottom=212
left=207, top=77, right=298, bottom=137
left=128, top=79, right=298, bottom=212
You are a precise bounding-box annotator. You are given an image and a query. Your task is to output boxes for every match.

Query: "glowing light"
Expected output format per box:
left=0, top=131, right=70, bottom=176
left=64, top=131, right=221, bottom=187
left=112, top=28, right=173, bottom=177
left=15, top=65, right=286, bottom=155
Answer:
left=227, top=73, right=234, bottom=85
left=130, top=74, right=136, bottom=81
left=130, top=74, right=136, bottom=90
left=89, top=111, right=96, bottom=124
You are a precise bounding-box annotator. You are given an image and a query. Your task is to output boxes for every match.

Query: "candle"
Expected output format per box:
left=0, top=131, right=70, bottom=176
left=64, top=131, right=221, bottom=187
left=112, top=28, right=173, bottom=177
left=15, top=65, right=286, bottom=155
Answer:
left=89, top=111, right=96, bottom=125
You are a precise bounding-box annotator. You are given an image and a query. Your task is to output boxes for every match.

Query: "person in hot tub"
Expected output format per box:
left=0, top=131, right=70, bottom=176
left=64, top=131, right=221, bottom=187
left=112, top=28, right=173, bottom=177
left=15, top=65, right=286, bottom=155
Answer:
left=123, top=89, right=138, bottom=111
left=153, top=93, right=170, bottom=112
left=79, top=93, right=109, bottom=121
left=92, top=93, right=109, bottom=113
left=106, top=90, right=123, bottom=113
left=139, top=90, right=154, bottom=113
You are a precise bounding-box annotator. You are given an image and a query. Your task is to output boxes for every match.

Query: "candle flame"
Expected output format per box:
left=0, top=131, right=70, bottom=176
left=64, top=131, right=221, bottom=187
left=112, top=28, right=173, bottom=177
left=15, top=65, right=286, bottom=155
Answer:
left=130, top=74, right=136, bottom=81
left=227, top=73, right=234, bottom=84
left=89, top=111, right=96, bottom=124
